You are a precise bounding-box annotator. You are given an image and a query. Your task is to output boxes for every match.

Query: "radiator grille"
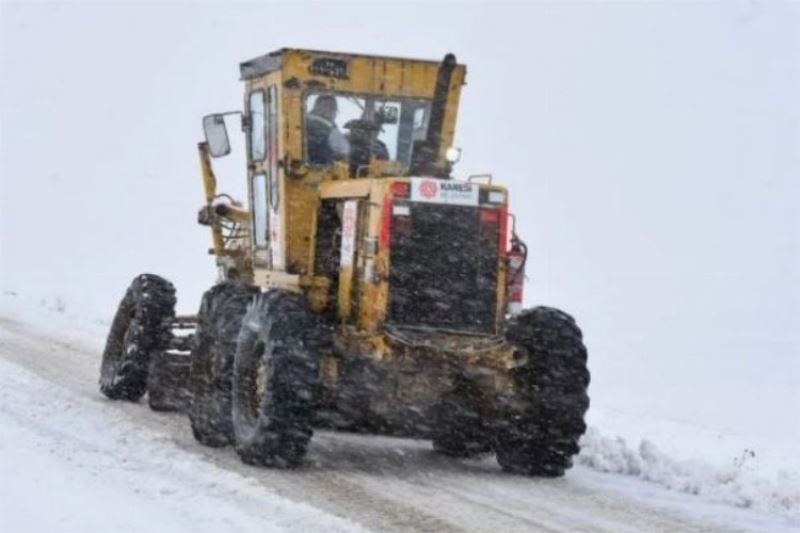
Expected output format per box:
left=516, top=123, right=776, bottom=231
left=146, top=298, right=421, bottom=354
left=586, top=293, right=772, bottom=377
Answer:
left=388, top=202, right=499, bottom=334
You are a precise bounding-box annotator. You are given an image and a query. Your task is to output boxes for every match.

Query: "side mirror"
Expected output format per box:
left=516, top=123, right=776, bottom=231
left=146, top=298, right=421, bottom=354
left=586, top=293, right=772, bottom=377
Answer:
left=202, top=114, right=231, bottom=158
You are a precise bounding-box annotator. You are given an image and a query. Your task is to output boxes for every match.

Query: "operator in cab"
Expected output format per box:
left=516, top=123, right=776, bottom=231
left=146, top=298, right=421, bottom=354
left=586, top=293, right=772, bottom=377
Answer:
left=306, top=95, right=350, bottom=165
left=344, top=116, right=390, bottom=166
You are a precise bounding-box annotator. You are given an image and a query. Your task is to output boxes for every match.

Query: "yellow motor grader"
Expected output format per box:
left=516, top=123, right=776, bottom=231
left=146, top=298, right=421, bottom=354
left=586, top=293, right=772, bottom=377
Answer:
left=99, top=48, right=590, bottom=475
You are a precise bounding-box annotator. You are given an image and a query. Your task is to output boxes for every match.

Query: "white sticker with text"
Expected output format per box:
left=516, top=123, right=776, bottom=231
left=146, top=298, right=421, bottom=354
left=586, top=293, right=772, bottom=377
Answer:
left=269, top=209, right=284, bottom=270
left=410, top=177, right=478, bottom=206
left=340, top=200, right=358, bottom=267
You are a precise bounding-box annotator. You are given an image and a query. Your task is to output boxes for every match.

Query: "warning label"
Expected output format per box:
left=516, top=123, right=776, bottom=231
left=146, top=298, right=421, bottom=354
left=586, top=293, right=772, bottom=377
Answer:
left=410, top=177, right=478, bottom=206
left=269, top=209, right=284, bottom=270
left=340, top=200, right=358, bottom=267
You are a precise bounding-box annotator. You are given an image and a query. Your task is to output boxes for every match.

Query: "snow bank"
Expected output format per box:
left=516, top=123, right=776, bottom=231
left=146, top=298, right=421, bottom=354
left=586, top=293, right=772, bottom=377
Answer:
left=579, top=426, right=800, bottom=523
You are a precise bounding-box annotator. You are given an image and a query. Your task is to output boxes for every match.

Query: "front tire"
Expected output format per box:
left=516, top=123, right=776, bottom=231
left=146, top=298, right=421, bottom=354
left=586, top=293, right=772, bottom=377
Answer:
left=188, top=282, right=257, bottom=447
left=232, top=291, right=329, bottom=467
left=99, top=274, right=175, bottom=401
left=494, top=307, right=590, bottom=477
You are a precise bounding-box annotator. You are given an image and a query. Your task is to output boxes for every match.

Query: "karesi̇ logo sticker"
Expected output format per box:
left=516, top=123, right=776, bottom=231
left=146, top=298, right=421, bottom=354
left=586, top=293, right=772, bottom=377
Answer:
left=419, top=179, right=438, bottom=199
left=410, top=177, right=479, bottom=206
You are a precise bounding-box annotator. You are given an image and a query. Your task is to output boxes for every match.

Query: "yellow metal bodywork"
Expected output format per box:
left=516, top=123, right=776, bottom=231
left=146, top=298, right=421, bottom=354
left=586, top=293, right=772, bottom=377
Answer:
left=198, top=142, right=225, bottom=257
left=316, top=177, right=512, bottom=353
left=198, top=142, right=253, bottom=281
left=238, top=49, right=467, bottom=284
left=198, top=49, right=520, bottom=432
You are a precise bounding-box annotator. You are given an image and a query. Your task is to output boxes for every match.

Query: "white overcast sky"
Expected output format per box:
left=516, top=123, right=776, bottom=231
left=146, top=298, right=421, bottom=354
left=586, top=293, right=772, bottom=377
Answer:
left=1, top=1, right=798, bottom=440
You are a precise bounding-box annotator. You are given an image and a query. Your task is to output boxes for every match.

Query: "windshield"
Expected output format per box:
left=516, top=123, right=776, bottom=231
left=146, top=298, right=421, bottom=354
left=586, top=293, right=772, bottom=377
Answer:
left=304, top=92, right=431, bottom=169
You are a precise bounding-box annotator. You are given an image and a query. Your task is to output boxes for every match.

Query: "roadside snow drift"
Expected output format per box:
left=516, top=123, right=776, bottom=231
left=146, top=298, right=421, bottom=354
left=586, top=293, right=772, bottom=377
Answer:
left=579, top=427, right=800, bottom=521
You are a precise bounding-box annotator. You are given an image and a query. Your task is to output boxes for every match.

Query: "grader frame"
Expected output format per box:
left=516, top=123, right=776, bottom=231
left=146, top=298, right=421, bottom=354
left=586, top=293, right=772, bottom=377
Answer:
left=99, top=48, right=590, bottom=476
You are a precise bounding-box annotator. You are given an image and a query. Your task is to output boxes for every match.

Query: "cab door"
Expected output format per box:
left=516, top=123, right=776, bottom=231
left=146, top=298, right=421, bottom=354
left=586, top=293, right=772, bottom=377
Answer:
left=248, top=85, right=281, bottom=270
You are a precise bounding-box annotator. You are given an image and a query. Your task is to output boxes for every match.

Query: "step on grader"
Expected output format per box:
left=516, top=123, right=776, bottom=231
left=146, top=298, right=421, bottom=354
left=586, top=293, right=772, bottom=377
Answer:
left=99, top=48, right=590, bottom=475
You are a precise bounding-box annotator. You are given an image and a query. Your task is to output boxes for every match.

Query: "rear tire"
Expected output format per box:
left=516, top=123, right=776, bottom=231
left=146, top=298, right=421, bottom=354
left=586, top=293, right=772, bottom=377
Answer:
left=232, top=291, right=329, bottom=467
left=99, top=274, right=175, bottom=401
left=432, top=378, right=491, bottom=457
left=494, top=307, right=590, bottom=477
left=188, top=282, right=257, bottom=447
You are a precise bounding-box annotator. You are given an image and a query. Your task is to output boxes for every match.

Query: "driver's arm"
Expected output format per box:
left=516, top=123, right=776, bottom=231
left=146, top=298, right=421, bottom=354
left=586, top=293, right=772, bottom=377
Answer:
left=328, top=128, right=350, bottom=158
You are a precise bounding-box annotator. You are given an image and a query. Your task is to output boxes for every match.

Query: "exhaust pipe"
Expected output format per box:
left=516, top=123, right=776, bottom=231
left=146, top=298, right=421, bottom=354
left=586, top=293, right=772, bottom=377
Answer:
left=410, top=53, right=457, bottom=178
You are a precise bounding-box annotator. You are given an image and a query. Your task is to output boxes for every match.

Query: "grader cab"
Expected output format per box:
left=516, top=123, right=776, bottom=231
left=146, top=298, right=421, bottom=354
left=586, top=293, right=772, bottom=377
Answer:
left=99, top=48, right=590, bottom=475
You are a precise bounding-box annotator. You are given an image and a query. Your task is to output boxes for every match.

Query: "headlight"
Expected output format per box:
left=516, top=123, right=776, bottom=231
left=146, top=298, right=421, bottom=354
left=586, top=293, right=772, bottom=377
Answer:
left=445, top=146, right=462, bottom=164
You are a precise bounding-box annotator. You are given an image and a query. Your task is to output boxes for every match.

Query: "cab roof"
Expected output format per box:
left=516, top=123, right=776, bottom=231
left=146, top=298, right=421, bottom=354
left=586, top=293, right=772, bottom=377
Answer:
left=239, top=47, right=464, bottom=81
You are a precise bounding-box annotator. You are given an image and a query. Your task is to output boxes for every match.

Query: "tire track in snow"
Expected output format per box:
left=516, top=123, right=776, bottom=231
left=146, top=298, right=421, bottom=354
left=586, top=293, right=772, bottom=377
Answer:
left=0, top=317, right=764, bottom=532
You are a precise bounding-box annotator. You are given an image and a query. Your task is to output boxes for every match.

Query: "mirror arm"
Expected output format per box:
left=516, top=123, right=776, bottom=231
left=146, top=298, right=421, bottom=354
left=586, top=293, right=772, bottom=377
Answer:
left=197, top=142, right=225, bottom=256
left=198, top=142, right=218, bottom=203
left=217, top=110, right=244, bottom=119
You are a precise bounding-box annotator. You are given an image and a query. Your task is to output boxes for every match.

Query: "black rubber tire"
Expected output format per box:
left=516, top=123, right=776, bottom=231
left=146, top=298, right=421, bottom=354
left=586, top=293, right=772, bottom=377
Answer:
left=147, top=348, right=191, bottom=412
left=432, top=378, right=491, bottom=457
left=494, top=306, right=590, bottom=477
left=232, top=291, right=329, bottom=467
left=99, top=274, right=176, bottom=401
left=188, top=282, right=257, bottom=447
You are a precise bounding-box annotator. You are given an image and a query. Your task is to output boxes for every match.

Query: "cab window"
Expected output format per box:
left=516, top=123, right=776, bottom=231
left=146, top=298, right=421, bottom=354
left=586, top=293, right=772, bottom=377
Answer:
left=304, top=92, right=430, bottom=168
left=249, top=90, right=266, bottom=161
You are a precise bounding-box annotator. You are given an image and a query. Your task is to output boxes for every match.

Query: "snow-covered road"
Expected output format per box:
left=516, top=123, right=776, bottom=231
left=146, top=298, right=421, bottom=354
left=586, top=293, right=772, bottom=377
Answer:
left=0, top=316, right=795, bottom=532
